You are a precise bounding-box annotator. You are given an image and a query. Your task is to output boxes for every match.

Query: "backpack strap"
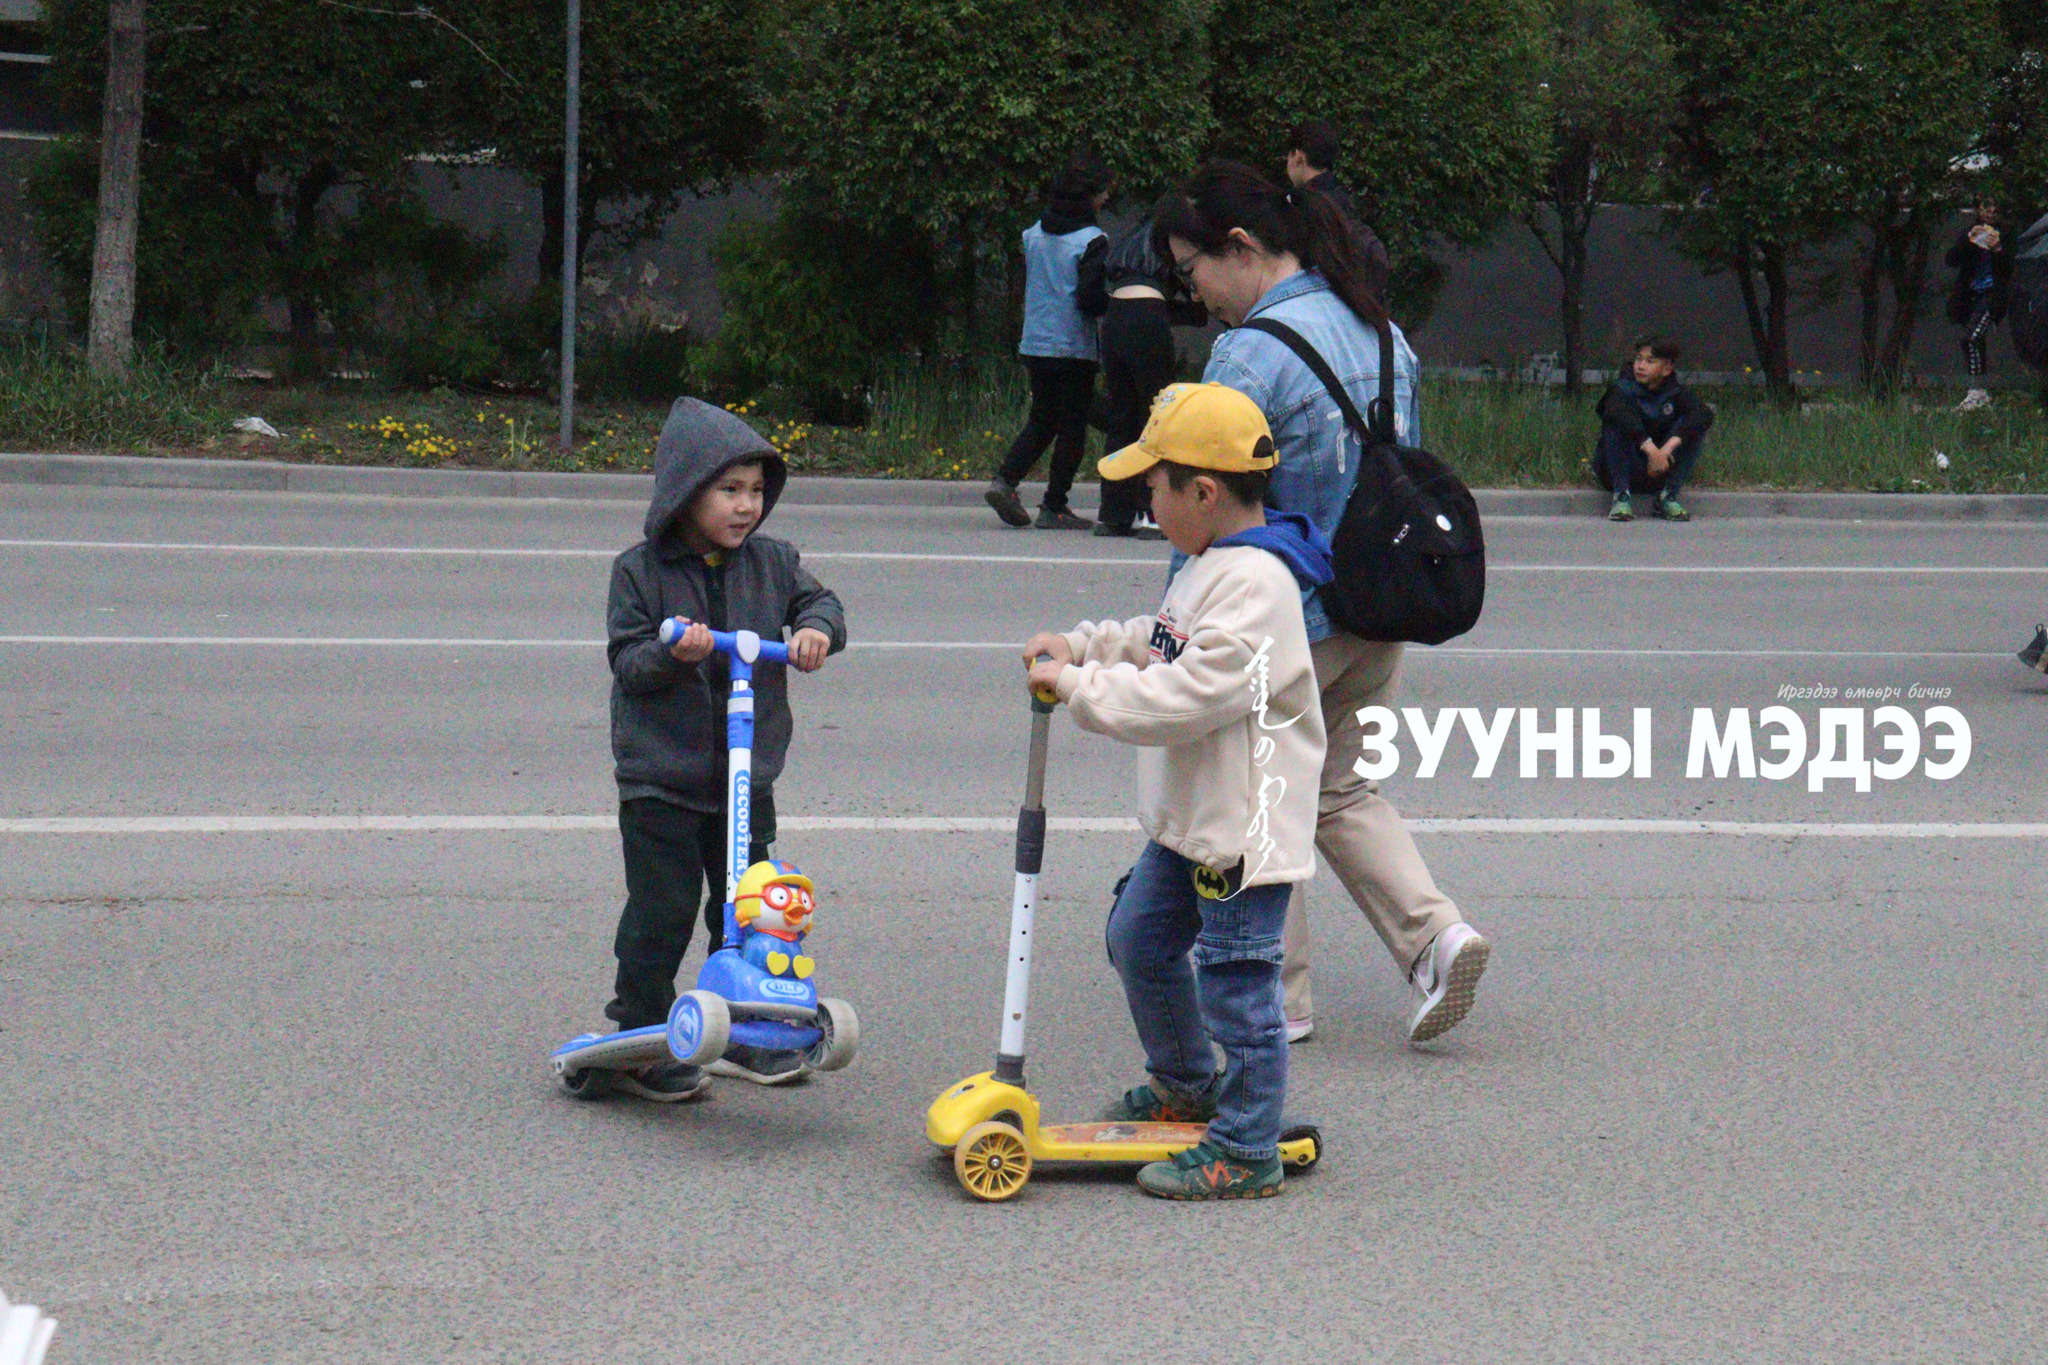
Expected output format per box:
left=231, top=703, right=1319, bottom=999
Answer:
left=1239, top=315, right=1399, bottom=446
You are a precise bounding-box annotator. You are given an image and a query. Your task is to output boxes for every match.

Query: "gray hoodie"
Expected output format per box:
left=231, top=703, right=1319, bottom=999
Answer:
left=608, top=398, right=847, bottom=813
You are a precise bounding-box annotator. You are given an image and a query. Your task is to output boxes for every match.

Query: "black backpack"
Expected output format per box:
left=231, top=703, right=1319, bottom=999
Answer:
left=2010, top=213, right=2048, bottom=370
left=1240, top=317, right=1485, bottom=645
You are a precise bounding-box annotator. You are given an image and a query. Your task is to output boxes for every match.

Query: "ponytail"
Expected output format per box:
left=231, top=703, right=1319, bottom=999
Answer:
left=1151, top=160, right=1387, bottom=329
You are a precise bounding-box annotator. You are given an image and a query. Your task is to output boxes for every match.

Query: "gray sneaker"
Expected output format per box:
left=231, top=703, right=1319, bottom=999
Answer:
left=985, top=479, right=1030, bottom=528
left=1607, top=493, right=1633, bottom=522
left=1407, top=923, right=1491, bottom=1043
left=708, top=1044, right=809, bottom=1086
left=613, top=1060, right=709, bottom=1102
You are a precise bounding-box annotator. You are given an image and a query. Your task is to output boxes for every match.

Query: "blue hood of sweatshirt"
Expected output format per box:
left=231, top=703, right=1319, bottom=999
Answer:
left=1213, top=509, right=1334, bottom=589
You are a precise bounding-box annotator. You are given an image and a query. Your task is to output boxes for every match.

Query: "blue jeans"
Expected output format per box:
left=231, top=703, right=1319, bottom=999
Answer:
left=1105, top=842, right=1291, bottom=1161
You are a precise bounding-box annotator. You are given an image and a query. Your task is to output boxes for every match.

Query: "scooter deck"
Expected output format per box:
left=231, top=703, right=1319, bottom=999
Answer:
left=1033, top=1122, right=1320, bottom=1168
left=550, top=1024, right=672, bottom=1074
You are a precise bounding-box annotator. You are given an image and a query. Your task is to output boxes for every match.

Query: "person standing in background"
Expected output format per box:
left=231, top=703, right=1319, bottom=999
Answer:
left=1092, top=207, right=1210, bottom=538
left=1155, top=161, right=1491, bottom=1048
left=1947, top=198, right=2011, bottom=412
left=987, top=156, right=1112, bottom=530
left=1283, top=119, right=1391, bottom=302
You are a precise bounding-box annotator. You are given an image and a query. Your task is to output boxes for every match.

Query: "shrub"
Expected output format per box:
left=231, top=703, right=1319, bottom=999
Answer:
left=702, top=207, right=940, bottom=422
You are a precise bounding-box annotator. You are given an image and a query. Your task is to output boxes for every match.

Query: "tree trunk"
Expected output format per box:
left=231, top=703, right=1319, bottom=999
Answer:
left=954, top=220, right=978, bottom=356
left=280, top=163, right=339, bottom=379
left=1733, top=238, right=1796, bottom=407
left=537, top=170, right=563, bottom=296
left=1559, top=213, right=1589, bottom=399
left=1856, top=222, right=1885, bottom=390
left=1877, top=226, right=1932, bottom=392
left=1759, top=242, right=1794, bottom=406
left=86, top=0, right=146, bottom=378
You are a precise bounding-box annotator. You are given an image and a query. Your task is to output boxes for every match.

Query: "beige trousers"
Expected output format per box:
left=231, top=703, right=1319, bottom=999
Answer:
left=1281, top=633, right=1463, bottom=1021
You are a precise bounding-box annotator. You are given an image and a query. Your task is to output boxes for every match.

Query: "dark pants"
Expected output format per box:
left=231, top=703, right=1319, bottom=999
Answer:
left=1596, top=424, right=1706, bottom=497
left=997, top=355, right=1098, bottom=512
left=606, top=792, right=774, bottom=1030
left=1962, top=295, right=1996, bottom=377
left=1097, top=298, right=1178, bottom=530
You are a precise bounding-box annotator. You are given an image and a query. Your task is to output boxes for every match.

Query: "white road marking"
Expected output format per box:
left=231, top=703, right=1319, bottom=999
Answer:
left=0, top=814, right=2041, bottom=837
left=2, top=538, right=2045, bottom=573
left=0, top=634, right=2011, bottom=659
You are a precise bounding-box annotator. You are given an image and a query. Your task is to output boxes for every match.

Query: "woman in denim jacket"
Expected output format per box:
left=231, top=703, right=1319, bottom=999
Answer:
left=1153, top=161, right=1492, bottom=1048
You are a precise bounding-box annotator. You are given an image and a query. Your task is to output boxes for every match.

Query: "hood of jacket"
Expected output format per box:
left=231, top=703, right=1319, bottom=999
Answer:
left=1213, top=509, right=1335, bottom=590
left=643, top=397, right=787, bottom=547
left=1039, top=204, right=1099, bottom=236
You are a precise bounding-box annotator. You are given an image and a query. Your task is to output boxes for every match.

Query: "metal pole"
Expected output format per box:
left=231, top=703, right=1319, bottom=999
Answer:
left=558, top=0, right=581, bottom=452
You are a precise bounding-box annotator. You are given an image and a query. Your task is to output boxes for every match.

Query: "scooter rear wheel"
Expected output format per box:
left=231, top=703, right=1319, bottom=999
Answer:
left=955, top=1121, right=1032, bottom=1202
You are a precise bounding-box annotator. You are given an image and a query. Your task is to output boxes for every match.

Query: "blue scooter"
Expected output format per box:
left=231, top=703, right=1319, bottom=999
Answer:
left=550, top=620, right=859, bottom=1096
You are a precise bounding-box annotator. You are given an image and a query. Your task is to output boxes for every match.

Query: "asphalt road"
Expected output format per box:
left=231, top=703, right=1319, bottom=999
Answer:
left=2, top=483, right=2044, bottom=1363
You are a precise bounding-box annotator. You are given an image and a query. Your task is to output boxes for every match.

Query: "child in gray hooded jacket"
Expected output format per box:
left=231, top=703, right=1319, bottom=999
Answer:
left=601, top=398, right=846, bottom=1099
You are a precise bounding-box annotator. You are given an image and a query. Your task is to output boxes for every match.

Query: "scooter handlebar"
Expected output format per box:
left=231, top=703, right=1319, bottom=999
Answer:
left=657, top=617, right=792, bottom=666
left=1030, top=652, right=1059, bottom=712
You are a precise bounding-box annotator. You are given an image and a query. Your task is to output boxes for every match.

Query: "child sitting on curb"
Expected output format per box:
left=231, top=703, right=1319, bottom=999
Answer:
left=1022, top=382, right=1331, bottom=1200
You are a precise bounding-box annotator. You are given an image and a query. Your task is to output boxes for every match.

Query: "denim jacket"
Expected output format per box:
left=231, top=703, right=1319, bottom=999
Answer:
left=1201, top=269, right=1422, bottom=643
left=1019, top=217, right=1108, bottom=360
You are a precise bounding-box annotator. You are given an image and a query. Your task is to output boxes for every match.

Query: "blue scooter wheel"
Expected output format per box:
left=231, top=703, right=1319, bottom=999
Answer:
left=667, top=989, right=732, bottom=1066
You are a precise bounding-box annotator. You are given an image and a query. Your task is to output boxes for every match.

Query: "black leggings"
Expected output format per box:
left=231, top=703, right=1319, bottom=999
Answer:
left=997, top=356, right=1097, bottom=512
left=1098, top=299, right=1179, bottom=529
left=1963, top=296, right=1996, bottom=378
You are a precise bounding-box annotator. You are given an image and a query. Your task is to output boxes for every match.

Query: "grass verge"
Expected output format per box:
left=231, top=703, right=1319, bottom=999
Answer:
left=4, top=343, right=2044, bottom=493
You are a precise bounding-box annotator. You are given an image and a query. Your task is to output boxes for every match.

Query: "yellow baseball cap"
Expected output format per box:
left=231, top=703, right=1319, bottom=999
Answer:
left=1098, top=382, right=1276, bottom=482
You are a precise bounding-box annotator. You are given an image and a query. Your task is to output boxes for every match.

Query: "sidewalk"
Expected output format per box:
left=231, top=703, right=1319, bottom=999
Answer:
left=5, top=449, right=2048, bottom=521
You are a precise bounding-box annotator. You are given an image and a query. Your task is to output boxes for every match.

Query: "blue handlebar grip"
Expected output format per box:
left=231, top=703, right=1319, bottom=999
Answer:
left=658, top=617, right=792, bottom=665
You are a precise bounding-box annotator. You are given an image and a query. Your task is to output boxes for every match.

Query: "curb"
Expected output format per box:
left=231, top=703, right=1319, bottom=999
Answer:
left=5, top=451, right=2048, bottom=521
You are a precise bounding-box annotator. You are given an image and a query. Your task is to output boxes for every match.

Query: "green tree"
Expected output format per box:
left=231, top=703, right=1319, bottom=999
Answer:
left=1520, top=0, right=1675, bottom=396
left=763, top=0, right=1215, bottom=350
left=1207, top=0, right=1549, bottom=328
left=1823, top=1, right=2006, bottom=393
left=431, top=1, right=764, bottom=287
left=39, top=0, right=464, bottom=371
left=1981, top=2, right=2048, bottom=216
left=1662, top=0, right=1848, bottom=405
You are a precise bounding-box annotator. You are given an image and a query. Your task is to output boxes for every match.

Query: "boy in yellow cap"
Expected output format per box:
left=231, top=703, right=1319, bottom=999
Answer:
left=1022, top=382, right=1332, bottom=1199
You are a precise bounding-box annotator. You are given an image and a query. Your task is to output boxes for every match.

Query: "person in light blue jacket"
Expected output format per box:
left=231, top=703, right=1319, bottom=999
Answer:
left=987, top=156, right=1112, bottom=531
left=1153, top=160, right=1492, bottom=1049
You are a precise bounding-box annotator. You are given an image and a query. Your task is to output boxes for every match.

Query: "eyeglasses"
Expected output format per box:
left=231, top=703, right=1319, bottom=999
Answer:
left=1170, top=253, right=1200, bottom=291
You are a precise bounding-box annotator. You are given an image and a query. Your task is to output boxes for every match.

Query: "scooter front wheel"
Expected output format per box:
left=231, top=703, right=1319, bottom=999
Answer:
left=954, top=1121, right=1032, bottom=1202
left=667, top=990, right=731, bottom=1066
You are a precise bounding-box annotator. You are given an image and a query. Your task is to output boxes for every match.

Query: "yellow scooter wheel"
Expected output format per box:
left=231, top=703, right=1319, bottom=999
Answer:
left=954, top=1121, right=1032, bottom=1202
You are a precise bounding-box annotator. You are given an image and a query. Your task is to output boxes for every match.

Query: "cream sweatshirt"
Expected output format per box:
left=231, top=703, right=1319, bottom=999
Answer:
left=1056, top=544, right=1325, bottom=887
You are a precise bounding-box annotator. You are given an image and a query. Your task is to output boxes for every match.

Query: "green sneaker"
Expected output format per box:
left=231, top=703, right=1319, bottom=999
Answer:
left=1102, top=1078, right=1218, bottom=1124
left=1607, top=494, right=1633, bottom=523
left=1136, top=1139, right=1285, bottom=1201
left=1654, top=491, right=1690, bottom=522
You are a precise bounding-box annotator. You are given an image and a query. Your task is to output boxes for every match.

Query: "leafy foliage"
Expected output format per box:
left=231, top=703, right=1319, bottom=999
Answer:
left=1207, top=0, right=1549, bottom=326
left=766, top=0, right=1214, bottom=242
left=701, top=206, right=941, bottom=421
left=1521, top=0, right=1676, bottom=392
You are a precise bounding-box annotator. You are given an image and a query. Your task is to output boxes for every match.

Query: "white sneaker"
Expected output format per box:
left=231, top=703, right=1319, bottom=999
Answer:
left=1407, top=923, right=1490, bottom=1043
left=1957, top=388, right=1993, bottom=411
left=1284, top=1017, right=1314, bottom=1043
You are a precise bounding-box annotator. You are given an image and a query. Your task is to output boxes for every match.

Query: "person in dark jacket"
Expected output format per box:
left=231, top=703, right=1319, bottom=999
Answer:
left=1283, top=119, right=1391, bottom=302
left=602, top=397, right=847, bottom=1097
left=1946, top=199, right=2013, bottom=411
left=988, top=156, right=1112, bottom=530
left=1092, top=208, right=1209, bottom=537
left=1595, top=337, right=1713, bottom=523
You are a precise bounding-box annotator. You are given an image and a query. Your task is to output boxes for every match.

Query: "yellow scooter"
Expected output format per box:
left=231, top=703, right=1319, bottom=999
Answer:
left=925, top=665, right=1322, bottom=1201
